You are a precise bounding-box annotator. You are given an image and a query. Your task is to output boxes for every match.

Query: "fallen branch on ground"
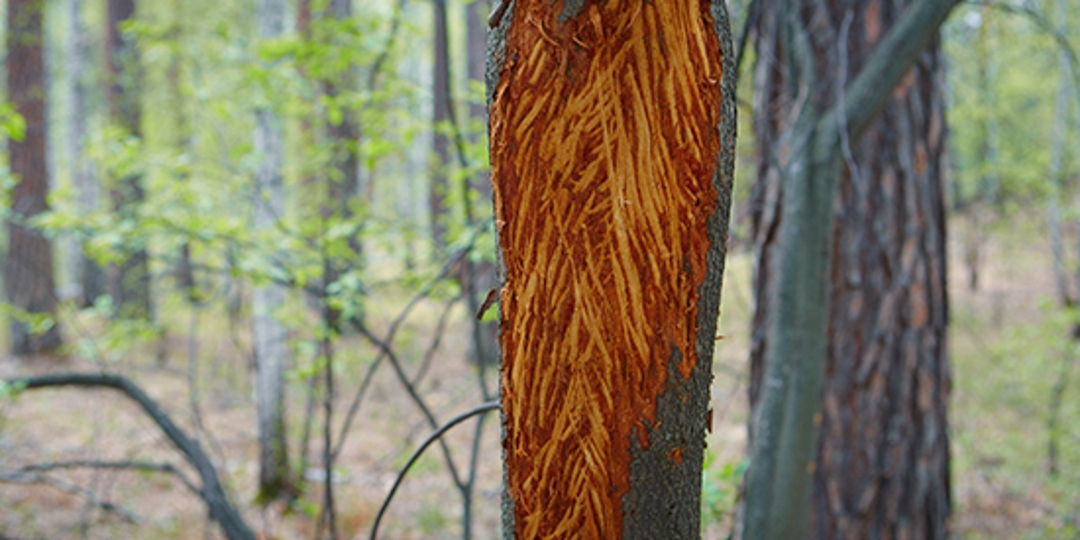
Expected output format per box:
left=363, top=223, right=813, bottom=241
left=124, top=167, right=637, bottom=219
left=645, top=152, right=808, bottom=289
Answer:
left=2, top=372, right=255, bottom=540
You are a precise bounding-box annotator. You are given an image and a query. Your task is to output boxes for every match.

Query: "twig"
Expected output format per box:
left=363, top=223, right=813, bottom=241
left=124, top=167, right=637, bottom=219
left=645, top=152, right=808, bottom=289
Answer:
left=966, top=0, right=1079, bottom=87
left=0, top=470, right=139, bottom=524
left=411, top=296, right=459, bottom=387
left=332, top=221, right=491, bottom=462
left=367, top=0, right=409, bottom=90
left=369, top=401, right=499, bottom=540
left=13, top=459, right=201, bottom=496
left=351, top=322, right=466, bottom=492
left=4, top=373, right=256, bottom=540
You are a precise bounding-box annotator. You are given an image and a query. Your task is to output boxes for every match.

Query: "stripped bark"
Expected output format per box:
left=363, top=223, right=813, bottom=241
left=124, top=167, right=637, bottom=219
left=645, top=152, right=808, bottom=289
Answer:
left=743, top=0, right=956, bottom=537
left=488, top=1, right=736, bottom=536
left=5, top=0, right=62, bottom=355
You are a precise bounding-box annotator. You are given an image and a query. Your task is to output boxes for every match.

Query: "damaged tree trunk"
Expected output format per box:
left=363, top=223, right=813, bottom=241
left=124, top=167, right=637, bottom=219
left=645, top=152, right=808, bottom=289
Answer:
left=487, top=0, right=736, bottom=537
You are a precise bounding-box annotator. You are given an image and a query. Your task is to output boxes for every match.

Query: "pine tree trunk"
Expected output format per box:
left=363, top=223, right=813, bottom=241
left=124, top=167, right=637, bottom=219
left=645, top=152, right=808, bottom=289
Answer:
left=429, top=0, right=451, bottom=255
left=462, top=0, right=498, bottom=367
left=106, top=0, right=151, bottom=320
left=253, top=0, right=292, bottom=502
left=5, top=0, right=62, bottom=355
left=488, top=1, right=736, bottom=536
left=746, top=0, right=952, bottom=537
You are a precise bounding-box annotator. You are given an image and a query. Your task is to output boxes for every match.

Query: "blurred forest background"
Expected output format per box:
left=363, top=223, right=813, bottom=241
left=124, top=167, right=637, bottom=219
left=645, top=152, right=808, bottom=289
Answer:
left=0, top=0, right=1078, bottom=538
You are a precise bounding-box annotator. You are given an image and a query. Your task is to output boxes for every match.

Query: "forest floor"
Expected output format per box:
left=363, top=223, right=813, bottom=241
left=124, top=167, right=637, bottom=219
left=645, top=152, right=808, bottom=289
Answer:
left=1, top=212, right=1078, bottom=539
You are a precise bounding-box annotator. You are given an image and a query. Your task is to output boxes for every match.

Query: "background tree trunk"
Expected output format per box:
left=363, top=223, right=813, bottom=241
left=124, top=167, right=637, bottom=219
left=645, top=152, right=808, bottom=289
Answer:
left=5, top=0, right=62, bottom=355
left=746, top=0, right=952, bottom=537
left=170, top=0, right=196, bottom=301
left=106, top=0, right=151, bottom=320
left=964, top=8, right=1001, bottom=292
left=460, top=0, right=498, bottom=367
left=65, top=0, right=104, bottom=307
left=429, top=0, right=451, bottom=255
left=323, top=0, right=361, bottom=331
left=488, top=0, right=736, bottom=536
left=252, top=0, right=292, bottom=502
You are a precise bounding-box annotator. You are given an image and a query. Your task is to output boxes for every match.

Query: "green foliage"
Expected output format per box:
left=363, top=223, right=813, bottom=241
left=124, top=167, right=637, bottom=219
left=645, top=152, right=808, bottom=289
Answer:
left=944, top=3, right=1079, bottom=209
left=701, top=453, right=747, bottom=528
left=0, top=103, right=26, bottom=142
left=0, top=380, right=28, bottom=401
left=0, top=304, right=56, bottom=338
left=952, top=291, right=1080, bottom=538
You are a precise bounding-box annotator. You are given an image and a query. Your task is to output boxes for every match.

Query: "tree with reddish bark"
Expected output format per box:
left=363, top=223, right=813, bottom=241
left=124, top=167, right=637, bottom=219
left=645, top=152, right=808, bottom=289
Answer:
left=5, top=0, right=62, bottom=355
left=742, top=0, right=957, bottom=537
left=429, top=0, right=451, bottom=255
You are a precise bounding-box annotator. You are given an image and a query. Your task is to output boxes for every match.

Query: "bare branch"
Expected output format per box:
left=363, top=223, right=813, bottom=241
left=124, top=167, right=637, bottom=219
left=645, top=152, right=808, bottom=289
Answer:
left=369, top=401, right=499, bottom=540
left=13, top=459, right=201, bottom=496
left=332, top=221, right=491, bottom=462
left=0, top=470, right=139, bottom=524
left=3, top=373, right=255, bottom=540
left=822, top=0, right=960, bottom=143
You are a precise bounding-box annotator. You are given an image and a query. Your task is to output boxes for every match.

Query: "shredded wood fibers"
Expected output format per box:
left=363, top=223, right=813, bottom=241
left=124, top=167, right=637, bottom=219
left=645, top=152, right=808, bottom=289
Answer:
left=490, top=0, right=724, bottom=536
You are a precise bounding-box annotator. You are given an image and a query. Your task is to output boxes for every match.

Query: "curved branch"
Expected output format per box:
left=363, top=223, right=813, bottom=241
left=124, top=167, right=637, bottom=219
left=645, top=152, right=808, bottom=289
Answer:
left=822, top=0, right=960, bottom=143
left=14, top=459, right=201, bottom=496
left=4, top=373, right=255, bottom=540
left=369, top=401, right=499, bottom=540
left=332, top=221, right=491, bottom=461
left=0, top=470, right=139, bottom=523
left=968, top=0, right=1080, bottom=98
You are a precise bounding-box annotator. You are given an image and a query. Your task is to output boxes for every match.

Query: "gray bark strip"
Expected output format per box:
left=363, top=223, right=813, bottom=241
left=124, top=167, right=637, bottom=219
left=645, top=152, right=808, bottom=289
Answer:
left=621, top=2, right=736, bottom=538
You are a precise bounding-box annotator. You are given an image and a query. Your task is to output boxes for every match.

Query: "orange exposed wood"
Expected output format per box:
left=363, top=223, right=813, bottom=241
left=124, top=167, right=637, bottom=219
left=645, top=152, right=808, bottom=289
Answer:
left=490, top=0, right=724, bottom=536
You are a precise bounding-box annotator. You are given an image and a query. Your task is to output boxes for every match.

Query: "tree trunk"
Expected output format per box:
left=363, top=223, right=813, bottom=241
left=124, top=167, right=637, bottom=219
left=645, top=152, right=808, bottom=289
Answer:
left=963, top=8, right=1001, bottom=292
left=170, top=0, right=196, bottom=301
left=252, top=0, right=292, bottom=503
left=429, top=0, right=451, bottom=255
left=5, top=0, right=62, bottom=355
left=323, top=0, right=361, bottom=331
left=1045, top=0, right=1075, bottom=480
left=106, top=0, right=151, bottom=320
left=65, top=0, right=104, bottom=307
left=461, top=0, right=498, bottom=367
left=744, top=0, right=953, bottom=537
left=488, top=1, right=736, bottom=537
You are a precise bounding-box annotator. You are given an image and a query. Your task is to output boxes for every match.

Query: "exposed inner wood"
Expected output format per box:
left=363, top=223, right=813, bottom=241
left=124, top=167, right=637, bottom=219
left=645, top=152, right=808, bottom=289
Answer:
left=490, top=0, right=724, bottom=536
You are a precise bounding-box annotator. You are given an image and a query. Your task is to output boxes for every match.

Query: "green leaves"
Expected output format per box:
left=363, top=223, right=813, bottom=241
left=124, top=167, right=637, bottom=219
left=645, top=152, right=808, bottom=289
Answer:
left=0, top=103, right=26, bottom=142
